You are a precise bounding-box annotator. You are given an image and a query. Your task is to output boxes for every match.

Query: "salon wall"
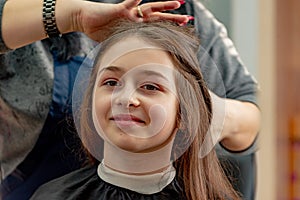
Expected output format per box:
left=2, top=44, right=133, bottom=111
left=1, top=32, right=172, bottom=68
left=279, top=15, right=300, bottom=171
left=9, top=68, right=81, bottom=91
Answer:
left=275, top=0, right=300, bottom=199
left=257, top=0, right=276, bottom=199
left=257, top=0, right=300, bottom=199
left=205, top=0, right=300, bottom=199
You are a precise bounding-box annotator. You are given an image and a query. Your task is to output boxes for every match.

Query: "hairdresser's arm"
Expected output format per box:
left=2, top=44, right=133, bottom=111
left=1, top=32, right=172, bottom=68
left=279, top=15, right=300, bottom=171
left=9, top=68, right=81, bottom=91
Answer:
left=189, top=1, right=260, bottom=152
left=210, top=91, right=260, bottom=152
left=1, top=0, right=188, bottom=49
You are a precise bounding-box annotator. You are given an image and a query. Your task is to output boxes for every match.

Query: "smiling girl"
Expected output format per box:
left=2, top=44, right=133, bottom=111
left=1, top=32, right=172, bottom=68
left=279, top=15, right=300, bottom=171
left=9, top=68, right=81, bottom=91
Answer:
left=31, top=20, right=240, bottom=200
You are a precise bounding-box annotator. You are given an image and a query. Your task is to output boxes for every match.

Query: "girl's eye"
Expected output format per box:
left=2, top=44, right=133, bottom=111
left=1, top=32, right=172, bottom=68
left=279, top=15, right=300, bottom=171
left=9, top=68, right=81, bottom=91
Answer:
left=103, top=79, right=121, bottom=87
left=141, top=84, right=159, bottom=91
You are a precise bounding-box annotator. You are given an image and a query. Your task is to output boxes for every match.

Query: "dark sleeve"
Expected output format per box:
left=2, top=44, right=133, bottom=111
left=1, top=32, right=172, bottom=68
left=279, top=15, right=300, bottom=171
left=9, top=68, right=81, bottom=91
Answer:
left=192, top=0, right=259, bottom=105
left=0, top=0, right=12, bottom=53
left=216, top=136, right=258, bottom=156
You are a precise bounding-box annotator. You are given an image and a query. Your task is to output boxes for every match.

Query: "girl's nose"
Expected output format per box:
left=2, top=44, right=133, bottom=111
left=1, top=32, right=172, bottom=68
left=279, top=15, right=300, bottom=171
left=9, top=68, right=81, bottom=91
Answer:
left=112, top=85, right=140, bottom=108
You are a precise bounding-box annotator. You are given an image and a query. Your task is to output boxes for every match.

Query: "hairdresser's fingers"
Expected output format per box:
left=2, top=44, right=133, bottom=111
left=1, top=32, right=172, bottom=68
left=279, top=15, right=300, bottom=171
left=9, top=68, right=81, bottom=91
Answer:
left=139, top=1, right=182, bottom=13
left=142, top=12, right=190, bottom=25
left=121, top=0, right=182, bottom=13
left=119, top=0, right=187, bottom=23
left=132, top=1, right=189, bottom=23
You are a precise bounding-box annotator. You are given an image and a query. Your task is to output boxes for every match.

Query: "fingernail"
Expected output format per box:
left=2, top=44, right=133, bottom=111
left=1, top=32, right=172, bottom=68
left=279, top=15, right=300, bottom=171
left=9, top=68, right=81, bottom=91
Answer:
left=178, top=0, right=185, bottom=5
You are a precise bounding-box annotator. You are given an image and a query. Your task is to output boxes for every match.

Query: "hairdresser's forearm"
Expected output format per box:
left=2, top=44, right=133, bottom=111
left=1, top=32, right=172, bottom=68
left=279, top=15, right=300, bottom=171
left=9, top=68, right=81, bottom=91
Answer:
left=219, top=98, right=260, bottom=151
left=2, top=0, right=76, bottom=49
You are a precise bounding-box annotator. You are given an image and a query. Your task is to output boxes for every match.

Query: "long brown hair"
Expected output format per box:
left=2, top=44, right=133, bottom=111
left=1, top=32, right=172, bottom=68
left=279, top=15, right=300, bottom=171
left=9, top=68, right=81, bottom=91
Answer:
left=79, top=20, right=240, bottom=200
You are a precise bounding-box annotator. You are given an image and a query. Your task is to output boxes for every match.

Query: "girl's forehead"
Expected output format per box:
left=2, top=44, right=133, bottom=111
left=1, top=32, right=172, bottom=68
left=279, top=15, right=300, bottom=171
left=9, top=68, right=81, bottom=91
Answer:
left=99, top=37, right=164, bottom=68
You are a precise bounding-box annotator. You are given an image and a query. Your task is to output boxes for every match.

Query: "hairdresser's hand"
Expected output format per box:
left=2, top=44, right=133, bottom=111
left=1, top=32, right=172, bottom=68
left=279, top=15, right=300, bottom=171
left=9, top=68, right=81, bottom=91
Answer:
left=2, top=0, right=188, bottom=50
left=65, top=0, right=189, bottom=42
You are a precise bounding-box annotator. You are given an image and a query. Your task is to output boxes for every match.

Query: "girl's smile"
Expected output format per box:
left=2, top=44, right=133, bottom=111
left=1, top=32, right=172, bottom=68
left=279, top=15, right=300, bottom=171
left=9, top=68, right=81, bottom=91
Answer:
left=110, top=113, right=146, bottom=127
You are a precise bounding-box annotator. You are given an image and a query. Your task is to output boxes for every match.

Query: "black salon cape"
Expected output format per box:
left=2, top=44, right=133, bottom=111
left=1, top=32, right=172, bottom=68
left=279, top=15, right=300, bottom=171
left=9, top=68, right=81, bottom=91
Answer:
left=30, top=165, right=185, bottom=200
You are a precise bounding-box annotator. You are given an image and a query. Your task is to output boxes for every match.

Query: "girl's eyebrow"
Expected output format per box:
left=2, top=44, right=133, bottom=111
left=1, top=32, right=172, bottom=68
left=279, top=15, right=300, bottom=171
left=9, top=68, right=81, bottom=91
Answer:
left=141, top=70, right=169, bottom=81
left=98, top=66, right=170, bottom=81
left=98, top=65, right=125, bottom=75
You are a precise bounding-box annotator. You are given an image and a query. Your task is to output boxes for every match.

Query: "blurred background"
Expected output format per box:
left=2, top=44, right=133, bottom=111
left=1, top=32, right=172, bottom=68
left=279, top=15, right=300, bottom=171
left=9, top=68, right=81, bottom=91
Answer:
left=203, top=0, right=300, bottom=199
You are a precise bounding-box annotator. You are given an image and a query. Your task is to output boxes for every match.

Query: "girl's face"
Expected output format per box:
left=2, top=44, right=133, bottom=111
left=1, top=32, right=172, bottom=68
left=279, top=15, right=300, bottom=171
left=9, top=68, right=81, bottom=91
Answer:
left=93, top=43, right=179, bottom=153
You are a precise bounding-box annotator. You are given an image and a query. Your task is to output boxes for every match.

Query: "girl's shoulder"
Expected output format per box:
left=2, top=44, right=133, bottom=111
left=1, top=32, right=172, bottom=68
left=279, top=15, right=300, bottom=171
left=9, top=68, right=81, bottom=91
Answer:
left=30, top=165, right=98, bottom=200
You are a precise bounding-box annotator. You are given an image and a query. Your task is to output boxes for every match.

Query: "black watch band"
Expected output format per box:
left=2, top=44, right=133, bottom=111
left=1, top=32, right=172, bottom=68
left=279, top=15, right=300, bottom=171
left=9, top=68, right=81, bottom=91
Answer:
left=42, top=0, right=61, bottom=37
